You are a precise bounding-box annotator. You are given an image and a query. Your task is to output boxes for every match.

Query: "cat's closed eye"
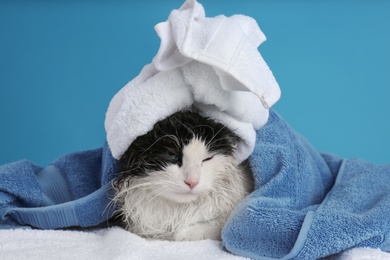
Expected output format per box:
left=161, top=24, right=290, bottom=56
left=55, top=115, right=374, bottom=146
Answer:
left=166, top=151, right=180, bottom=162
left=202, top=156, right=213, bottom=162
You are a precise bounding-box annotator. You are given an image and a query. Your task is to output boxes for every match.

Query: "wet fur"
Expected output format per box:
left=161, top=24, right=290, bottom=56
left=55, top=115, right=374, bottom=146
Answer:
left=112, top=110, right=253, bottom=241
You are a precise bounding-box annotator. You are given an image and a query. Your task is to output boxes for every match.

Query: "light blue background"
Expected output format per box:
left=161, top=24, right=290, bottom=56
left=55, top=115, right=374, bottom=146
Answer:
left=1, top=0, right=389, bottom=166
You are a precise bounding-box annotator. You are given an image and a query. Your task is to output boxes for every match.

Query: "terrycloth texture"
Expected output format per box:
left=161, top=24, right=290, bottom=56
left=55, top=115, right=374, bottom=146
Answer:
left=0, top=142, right=117, bottom=229
left=222, top=110, right=390, bottom=259
left=0, top=227, right=248, bottom=260
left=1, top=227, right=389, bottom=260
left=105, top=0, right=281, bottom=163
left=337, top=247, right=390, bottom=260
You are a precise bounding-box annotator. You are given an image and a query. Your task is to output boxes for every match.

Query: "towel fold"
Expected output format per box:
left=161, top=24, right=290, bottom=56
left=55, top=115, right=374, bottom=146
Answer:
left=222, top=110, right=390, bottom=259
left=0, top=143, right=117, bottom=229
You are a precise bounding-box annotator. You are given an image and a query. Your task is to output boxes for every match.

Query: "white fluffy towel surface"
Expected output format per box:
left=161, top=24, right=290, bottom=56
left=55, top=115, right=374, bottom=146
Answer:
left=1, top=228, right=390, bottom=260
left=104, top=0, right=281, bottom=163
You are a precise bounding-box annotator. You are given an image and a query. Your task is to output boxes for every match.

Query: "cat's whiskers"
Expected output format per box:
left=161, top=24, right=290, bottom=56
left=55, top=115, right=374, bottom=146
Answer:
left=205, top=127, right=228, bottom=147
left=145, top=187, right=173, bottom=205
left=176, top=121, right=196, bottom=138
left=114, top=182, right=152, bottom=201
left=192, top=123, right=215, bottom=137
left=139, top=134, right=181, bottom=156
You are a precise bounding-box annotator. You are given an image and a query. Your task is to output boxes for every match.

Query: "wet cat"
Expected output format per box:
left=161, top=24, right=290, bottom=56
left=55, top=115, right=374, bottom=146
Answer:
left=112, top=110, right=253, bottom=241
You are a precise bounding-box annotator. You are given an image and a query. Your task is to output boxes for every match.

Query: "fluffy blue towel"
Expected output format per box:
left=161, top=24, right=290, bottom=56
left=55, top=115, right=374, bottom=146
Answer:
left=222, top=110, right=390, bottom=259
left=0, top=142, right=117, bottom=229
left=1, top=110, right=390, bottom=260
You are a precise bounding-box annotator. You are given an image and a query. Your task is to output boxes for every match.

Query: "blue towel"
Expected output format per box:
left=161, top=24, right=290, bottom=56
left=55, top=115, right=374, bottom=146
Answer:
left=0, top=142, right=117, bottom=229
left=1, top=110, right=390, bottom=260
left=222, top=110, right=390, bottom=259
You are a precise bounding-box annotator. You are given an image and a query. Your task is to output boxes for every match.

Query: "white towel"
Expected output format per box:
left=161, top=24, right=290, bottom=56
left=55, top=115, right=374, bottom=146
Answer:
left=1, top=228, right=389, bottom=260
left=105, top=0, right=281, bottom=162
left=0, top=228, right=247, bottom=260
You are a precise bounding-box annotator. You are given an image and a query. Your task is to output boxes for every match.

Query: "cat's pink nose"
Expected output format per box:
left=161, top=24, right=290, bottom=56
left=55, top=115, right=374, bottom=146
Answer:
left=184, top=180, right=199, bottom=189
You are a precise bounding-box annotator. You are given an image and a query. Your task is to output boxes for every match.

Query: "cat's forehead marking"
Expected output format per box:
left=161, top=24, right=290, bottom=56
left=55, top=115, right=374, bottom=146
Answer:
left=182, top=138, right=210, bottom=160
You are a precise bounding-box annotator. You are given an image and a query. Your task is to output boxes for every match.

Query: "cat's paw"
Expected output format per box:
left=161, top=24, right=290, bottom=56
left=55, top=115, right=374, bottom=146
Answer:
left=174, top=223, right=221, bottom=241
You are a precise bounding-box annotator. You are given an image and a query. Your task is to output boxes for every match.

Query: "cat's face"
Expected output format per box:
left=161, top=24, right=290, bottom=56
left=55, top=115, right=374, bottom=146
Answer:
left=140, top=137, right=235, bottom=203
left=115, top=110, right=240, bottom=203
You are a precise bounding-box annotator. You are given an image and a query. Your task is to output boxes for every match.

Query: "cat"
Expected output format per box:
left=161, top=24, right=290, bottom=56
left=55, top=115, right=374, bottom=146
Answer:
left=112, top=110, right=254, bottom=241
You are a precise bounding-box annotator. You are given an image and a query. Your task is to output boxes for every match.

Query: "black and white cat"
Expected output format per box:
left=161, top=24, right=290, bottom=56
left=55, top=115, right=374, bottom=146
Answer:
left=112, top=110, right=253, bottom=241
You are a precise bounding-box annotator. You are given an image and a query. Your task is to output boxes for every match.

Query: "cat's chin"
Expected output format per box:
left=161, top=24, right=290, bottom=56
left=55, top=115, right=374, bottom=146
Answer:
left=162, top=192, right=200, bottom=204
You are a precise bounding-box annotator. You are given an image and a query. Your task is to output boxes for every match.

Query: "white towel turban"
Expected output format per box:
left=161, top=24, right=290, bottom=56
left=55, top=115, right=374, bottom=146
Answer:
left=105, top=0, right=281, bottom=163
